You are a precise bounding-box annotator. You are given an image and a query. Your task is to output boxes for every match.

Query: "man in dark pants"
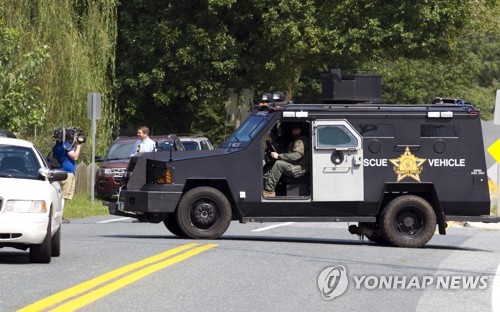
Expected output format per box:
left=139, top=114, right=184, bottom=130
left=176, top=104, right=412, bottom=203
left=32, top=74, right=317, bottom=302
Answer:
left=263, top=123, right=309, bottom=198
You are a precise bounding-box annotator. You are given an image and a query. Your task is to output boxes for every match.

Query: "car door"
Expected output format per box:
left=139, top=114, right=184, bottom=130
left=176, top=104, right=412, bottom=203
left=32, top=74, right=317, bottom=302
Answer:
left=35, top=146, right=63, bottom=214
left=312, top=120, right=364, bottom=202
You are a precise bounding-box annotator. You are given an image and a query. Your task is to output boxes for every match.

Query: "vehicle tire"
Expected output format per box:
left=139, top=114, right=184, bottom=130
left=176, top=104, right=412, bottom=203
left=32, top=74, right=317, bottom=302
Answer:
left=163, top=217, right=186, bottom=237
left=379, top=195, right=436, bottom=248
left=176, top=186, right=232, bottom=239
left=30, top=213, right=52, bottom=263
left=51, top=226, right=61, bottom=257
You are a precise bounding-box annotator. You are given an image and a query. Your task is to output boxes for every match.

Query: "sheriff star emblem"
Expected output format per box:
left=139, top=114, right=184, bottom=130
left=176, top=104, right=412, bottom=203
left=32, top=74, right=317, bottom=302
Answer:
left=389, top=147, right=427, bottom=182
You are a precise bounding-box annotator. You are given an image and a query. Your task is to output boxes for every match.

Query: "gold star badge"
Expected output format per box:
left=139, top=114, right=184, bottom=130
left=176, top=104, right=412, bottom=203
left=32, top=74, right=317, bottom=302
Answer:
left=389, top=147, right=427, bottom=182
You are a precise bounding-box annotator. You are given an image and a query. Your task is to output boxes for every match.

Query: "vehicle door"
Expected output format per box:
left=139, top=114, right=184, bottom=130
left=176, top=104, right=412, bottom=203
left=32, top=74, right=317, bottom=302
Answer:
left=312, top=120, right=364, bottom=201
left=35, top=146, right=63, bottom=213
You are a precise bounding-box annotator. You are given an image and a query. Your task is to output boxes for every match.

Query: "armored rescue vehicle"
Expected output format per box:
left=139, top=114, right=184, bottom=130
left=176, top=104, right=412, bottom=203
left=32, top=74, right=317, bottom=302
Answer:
left=108, top=70, right=498, bottom=248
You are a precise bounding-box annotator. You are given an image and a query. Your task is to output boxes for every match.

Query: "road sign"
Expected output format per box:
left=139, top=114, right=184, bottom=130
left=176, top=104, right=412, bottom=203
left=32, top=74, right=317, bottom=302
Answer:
left=489, top=141, right=500, bottom=217
left=87, top=93, right=101, bottom=120
left=489, top=139, right=500, bottom=164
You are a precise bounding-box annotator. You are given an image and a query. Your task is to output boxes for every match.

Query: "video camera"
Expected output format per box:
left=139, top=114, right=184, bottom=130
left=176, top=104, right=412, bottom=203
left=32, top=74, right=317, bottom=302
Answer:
left=53, top=127, right=86, bottom=144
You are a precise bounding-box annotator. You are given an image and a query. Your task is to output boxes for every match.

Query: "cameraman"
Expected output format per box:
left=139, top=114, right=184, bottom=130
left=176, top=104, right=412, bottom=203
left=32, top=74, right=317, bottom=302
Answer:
left=54, top=133, right=84, bottom=223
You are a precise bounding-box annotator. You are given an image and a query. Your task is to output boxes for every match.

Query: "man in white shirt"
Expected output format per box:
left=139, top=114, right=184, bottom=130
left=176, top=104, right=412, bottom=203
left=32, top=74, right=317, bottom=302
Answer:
left=136, top=126, right=156, bottom=153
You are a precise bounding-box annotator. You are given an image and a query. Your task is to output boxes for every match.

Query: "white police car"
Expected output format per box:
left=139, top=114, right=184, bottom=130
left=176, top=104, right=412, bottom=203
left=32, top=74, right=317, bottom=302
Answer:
left=0, top=138, right=67, bottom=263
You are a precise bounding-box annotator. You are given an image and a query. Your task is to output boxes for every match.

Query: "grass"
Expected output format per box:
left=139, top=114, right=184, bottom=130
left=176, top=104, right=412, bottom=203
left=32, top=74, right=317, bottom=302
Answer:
left=63, top=193, right=110, bottom=219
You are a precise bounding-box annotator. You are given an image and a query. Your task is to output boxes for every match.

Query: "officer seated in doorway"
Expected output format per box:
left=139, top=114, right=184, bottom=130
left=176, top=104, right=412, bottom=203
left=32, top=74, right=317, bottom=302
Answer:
left=263, top=122, right=309, bottom=198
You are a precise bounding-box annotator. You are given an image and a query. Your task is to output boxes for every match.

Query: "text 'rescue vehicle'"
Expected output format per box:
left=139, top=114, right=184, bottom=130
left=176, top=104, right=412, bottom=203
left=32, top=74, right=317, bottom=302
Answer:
left=108, top=70, right=499, bottom=248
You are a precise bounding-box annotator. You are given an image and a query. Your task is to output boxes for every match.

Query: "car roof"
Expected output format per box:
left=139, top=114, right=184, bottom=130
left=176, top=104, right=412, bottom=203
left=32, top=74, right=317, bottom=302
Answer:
left=0, top=137, right=34, bottom=148
left=179, top=136, right=209, bottom=141
left=113, top=135, right=176, bottom=143
left=178, top=134, right=207, bottom=138
left=0, top=129, right=16, bottom=138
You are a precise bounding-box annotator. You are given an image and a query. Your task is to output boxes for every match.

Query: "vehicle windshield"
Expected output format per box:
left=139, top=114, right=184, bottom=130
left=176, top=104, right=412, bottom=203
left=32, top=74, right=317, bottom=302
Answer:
left=182, top=141, right=199, bottom=151
left=221, top=114, right=270, bottom=148
left=0, top=145, right=40, bottom=179
left=105, top=141, right=139, bottom=160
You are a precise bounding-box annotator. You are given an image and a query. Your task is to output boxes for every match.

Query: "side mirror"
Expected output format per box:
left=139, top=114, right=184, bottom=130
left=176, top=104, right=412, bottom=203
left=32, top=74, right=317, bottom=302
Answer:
left=95, top=156, right=104, bottom=162
left=39, top=168, right=68, bottom=182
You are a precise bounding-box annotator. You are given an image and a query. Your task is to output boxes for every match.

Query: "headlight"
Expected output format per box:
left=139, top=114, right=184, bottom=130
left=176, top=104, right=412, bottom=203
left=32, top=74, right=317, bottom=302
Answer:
left=99, top=168, right=113, bottom=175
left=5, top=200, right=47, bottom=213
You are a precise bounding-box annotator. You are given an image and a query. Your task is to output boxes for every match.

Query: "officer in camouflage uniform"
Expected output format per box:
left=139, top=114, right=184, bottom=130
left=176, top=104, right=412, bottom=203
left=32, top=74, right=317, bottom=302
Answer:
left=263, top=123, right=309, bottom=197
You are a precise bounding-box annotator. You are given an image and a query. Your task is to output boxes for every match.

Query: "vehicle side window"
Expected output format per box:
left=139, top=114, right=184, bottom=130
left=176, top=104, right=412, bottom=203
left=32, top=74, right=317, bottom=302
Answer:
left=34, top=146, right=49, bottom=167
left=316, top=125, right=358, bottom=148
left=200, top=140, right=210, bottom=150
left=421, top=124, right=458, bottom=138
left=157, top=141, right=173, bottom=151
left=355, top=124, right=395, bottom=138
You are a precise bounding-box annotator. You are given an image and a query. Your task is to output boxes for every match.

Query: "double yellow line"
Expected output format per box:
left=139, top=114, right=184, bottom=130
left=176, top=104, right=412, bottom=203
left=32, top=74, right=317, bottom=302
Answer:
left=18, top=243, right=217, bottom=312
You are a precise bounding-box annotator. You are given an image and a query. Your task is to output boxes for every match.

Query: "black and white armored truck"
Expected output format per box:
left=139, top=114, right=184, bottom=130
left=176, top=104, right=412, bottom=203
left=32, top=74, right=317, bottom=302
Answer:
left=108, top=69, right=499, bottom=248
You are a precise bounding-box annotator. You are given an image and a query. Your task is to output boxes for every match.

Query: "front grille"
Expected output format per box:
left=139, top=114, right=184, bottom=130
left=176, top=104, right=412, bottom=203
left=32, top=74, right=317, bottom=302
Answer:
left=0, top=233, right=22, bottom=239
left=111, top=168, right=126, bottom=178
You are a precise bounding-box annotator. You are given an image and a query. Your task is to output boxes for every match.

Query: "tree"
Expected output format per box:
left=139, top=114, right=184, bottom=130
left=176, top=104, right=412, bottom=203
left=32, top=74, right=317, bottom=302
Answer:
left=117, top=0, right=238, bottom=141
left=1, top=0, right=118, bottom=160
left=0, top=20, right=48, bottom=133
left=117, top=1, right=499, bottom=145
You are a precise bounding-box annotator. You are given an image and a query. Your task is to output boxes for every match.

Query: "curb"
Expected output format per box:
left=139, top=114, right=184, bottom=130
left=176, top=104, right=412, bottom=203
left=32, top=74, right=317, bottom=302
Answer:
left=454, top=221, right=500, bottom=231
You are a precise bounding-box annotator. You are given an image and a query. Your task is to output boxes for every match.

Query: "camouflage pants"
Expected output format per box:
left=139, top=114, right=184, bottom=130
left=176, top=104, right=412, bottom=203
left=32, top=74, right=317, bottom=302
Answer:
left=263, top=160, right=305, bottom=191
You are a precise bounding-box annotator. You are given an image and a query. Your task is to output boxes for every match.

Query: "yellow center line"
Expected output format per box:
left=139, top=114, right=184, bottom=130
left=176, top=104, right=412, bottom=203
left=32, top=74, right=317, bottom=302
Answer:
left=52, top=244, right=218, bottom=312
left=18, top=243, right=200, bottom=312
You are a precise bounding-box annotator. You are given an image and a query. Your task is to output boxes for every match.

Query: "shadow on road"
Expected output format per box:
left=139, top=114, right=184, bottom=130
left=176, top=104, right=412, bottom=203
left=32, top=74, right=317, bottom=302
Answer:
left=0, top=250, right=29, bottom=264
left=99, top=233, right=490, bottom=253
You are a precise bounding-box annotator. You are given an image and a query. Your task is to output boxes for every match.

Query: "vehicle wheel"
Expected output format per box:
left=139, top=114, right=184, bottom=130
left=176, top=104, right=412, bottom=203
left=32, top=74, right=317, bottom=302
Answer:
left=380, top=195, right=436, bottom=248
left=163, top=217, right=186, bottom=237
left=51, top=226, right=61, bottom=257
left=30, top=213, right=52, bottom=263
left=176, top=187, right=232, bottom=239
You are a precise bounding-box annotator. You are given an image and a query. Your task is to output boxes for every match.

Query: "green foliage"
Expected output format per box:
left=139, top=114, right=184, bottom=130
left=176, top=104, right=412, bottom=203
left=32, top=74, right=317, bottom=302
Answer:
left=367, top=29, right=500, bottom=119
left=1, top=0, right=118, bottom=161
left=117, top=0, right=499, bottom=145
left=1, top=0, right=499, bottom=158
left=63, top=193, right=108, bottom=219
left=0, top=21, right=49, bottom=132
left=117, top=0, right=238, bottom=139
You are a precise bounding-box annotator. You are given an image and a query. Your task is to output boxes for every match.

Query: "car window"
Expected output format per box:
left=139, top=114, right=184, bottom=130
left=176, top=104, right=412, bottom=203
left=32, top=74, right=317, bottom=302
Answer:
left=106, top=141, right=139, bottom=160
left=156, top=141, right=174, bottom=152
left=34, top=146, right=49, bottom=167
left=316, top=125, right=358, bottom=148
left=182, top=141, right=200, bottom=151
left=0, top=145, right=40, bottom=179
left=200, top=140, right=211, bottom=150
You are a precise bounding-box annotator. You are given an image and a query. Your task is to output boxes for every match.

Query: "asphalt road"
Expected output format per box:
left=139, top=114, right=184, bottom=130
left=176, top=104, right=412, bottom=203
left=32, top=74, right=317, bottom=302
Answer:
left=1, top=216, right=500, bottom=312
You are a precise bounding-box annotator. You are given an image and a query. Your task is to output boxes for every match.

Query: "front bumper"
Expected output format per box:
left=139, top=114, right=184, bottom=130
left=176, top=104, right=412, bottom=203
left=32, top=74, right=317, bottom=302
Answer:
left=0, top=214, right=49, bottom=245
left=107, top=190, right=181, bottom=214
